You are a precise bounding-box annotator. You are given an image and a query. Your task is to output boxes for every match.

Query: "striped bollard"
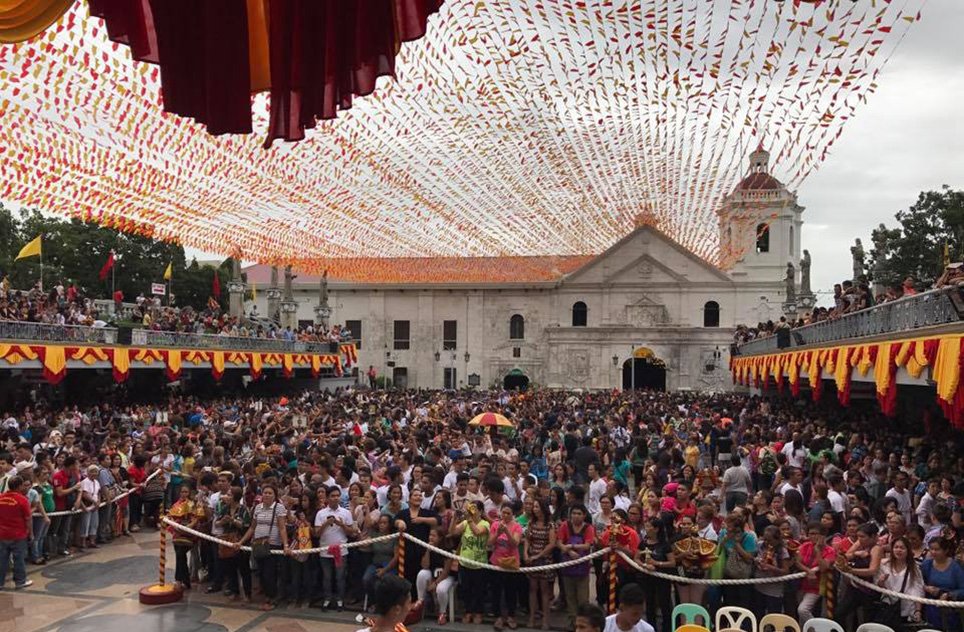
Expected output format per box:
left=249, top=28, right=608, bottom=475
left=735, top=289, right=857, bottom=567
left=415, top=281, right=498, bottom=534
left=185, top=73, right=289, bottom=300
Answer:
left=138, top=513, right=183, bottom=604
left=609, top=548, right=618, bottom=614
left=824, top=570, right=835, bottom=618
left=397, top=536, right=405, bottom=577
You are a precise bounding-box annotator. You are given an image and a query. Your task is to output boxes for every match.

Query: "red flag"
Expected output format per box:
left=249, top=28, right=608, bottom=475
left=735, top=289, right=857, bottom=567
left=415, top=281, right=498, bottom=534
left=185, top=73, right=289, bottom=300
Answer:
left=98, top=251, right=114, bottom=281
left=212, top=271, right=221, bottom=298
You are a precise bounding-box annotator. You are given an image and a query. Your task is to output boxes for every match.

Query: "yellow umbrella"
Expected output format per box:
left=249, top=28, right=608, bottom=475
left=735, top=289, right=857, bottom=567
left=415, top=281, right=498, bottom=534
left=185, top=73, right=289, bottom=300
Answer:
left=468, top=412, right=514, bottom=428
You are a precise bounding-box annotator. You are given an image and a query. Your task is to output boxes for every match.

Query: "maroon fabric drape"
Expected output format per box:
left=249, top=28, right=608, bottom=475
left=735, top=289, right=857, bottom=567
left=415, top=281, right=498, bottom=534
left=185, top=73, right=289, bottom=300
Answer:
left=87, top=0, right=444, bottom=146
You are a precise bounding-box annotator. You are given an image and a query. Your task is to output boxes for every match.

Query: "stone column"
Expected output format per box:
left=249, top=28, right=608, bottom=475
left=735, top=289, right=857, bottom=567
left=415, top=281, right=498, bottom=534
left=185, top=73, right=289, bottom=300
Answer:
left=227, top=280, right=246, bottom=318
left=266, top=266, right=281, bottom=323
left=280, top=300, right=299, bottom=330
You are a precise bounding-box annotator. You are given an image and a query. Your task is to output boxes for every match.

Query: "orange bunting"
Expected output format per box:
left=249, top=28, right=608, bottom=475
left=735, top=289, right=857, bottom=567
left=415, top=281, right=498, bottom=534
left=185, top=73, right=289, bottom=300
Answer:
left=0, top=1, right=924, bottom=276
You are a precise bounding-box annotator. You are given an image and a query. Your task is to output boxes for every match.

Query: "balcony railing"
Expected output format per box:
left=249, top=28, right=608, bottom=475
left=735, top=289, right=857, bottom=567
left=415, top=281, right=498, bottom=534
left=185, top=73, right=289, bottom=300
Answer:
left=0, top=320, right=350, bottom=354
left=735, top=286, right=964, bottom=356
left=0, top=320, right=118, bottom=345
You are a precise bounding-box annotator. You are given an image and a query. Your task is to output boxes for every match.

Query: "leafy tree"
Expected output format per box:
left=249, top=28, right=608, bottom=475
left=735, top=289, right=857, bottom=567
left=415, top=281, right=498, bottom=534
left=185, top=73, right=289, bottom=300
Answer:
left=0, top=203, right=229, bottom=311
left=868, top=186, right=964, bottom=289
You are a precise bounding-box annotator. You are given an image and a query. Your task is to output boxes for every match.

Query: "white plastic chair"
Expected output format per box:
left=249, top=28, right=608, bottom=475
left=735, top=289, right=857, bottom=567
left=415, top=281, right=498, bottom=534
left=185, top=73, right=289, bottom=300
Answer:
left=716, top=606, right=757, bottom=632
left=759, top=614, right=801, bottom=632
left=855, top=625, right=896, bottom=632
left=801, top=618, right=844, bottom=632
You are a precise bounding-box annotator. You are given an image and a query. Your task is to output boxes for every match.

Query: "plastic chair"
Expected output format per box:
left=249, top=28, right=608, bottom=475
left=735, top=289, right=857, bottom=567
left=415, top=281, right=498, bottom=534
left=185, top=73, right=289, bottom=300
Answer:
left=672, top=603, right=712, bottom=629
left=855, top=625, right=896, bottom=632
left=676, top=626, right=711, bottom=632
left=716, top=606, right=757, bottom=632
left=801, top=618, right=844, bottom=632
left=759, top=614, right=801, bottom=632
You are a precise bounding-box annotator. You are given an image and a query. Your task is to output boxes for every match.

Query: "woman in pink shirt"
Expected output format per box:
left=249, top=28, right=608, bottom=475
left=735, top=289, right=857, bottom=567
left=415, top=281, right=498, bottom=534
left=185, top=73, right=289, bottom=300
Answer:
left=488, top=504, right=523, bottom=630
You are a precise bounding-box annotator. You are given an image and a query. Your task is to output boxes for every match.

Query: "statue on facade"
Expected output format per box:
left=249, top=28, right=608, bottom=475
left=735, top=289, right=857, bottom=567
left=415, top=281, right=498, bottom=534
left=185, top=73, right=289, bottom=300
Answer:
left=851, top=238, right=865, bottom=281
left=785, top=261, right=796, bottom=304
left=231, top=256, right=242, bottom=282
left=319, top=269, right=329, bottom=305
left=283, top=265, right=296, bottom=301
left=871, top=225, right=889, bottom=282
left=270, top=265, right=279, bottom=289
left=799, top=249, right=812, bottom=296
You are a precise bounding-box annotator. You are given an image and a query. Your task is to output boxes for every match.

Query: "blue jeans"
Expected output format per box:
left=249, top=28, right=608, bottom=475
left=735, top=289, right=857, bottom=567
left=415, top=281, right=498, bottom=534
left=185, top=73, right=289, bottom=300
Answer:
left=30, top=517, right=50, bottom=561
left=319, top=556, right=347, bottom=602
left=0, top=538, right=28, bottom=586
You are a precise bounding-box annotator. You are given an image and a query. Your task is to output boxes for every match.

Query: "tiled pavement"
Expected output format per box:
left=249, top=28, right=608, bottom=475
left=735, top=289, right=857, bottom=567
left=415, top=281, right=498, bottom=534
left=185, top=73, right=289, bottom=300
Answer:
left=2, top=530, right=564, bottom=632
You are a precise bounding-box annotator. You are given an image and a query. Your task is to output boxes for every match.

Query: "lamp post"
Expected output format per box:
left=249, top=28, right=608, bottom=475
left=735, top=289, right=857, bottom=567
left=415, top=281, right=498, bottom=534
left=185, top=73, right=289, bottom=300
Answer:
left=630, top=344, right=636, bottom=390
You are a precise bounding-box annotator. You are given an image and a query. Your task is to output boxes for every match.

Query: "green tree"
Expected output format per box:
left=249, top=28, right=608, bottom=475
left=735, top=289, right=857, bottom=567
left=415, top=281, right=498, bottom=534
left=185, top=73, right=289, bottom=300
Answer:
left=0, top=204, right=227, bottom=311
left=868, top=186, right=964, bottom=288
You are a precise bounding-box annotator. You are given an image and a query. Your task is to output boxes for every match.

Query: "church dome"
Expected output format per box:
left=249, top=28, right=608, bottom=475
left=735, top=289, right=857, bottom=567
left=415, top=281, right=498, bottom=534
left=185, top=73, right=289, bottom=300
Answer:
left=736, top=172, right=782, bottom=190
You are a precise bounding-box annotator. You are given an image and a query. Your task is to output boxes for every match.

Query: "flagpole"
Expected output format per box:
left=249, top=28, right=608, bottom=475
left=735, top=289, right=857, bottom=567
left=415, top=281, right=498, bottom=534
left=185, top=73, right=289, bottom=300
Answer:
left=39, top=238, right=44, bottom=293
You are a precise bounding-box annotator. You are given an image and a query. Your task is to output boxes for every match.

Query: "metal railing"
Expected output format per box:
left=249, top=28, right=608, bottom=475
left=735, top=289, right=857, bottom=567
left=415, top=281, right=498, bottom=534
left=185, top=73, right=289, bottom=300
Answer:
left=0, top=320, right=118, bottom=345
left=0, top=319, right=352, bottom=354
left=735, top=286, right=964, bottom=356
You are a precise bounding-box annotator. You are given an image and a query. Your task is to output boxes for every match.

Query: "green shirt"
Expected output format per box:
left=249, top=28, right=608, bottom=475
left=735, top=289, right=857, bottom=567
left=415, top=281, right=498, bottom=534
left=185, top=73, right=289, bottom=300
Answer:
left=458, top=519, right=490, bottom=568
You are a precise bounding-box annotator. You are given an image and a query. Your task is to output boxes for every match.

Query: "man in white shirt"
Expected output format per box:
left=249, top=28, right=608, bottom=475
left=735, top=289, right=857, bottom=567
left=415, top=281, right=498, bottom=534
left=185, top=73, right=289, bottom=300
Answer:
left=827, top=474, right=850, bottom=522
left=375, top=466, right=409, bottom=507
left=603, top=584, right=655, bottom=632
left=778, top=467, right=804, bottom=498
left=502, top=461, right=522, bottom=502
left=451, top=473, right=482, bottom=515
left=587, top=463, right=607, bottom=515
left=314, top=487, right=356, bottom=610
left=886, top=472, right=913, bottom=525
left=917, top=479, right=940, bottom=528
left=206, top=472, right=233, bottom=593
left=442, top=456, right=466, bottom=491
left=781, top=433, right=807, bottom=468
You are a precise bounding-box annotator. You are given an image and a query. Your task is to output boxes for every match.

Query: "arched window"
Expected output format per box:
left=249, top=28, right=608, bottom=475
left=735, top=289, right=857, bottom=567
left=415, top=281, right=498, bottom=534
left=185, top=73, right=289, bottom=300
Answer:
left=789, top=225, right=794, bottom=257
left=755, top=223, right=770, bottom=253
left=572, top=301, right=588, bottom=327
left=703, top=301, right=720, bottom=328
left=509, top=314, right=525, bottom=340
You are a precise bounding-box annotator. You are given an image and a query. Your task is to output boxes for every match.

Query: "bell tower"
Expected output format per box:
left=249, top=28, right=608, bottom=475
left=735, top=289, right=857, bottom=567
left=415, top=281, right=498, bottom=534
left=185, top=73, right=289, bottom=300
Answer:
left=718, top=143, right=804, bottom=283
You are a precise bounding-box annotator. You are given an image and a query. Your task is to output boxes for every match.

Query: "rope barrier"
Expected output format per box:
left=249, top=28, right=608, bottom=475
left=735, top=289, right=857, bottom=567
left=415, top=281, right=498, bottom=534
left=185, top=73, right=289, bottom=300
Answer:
left=160, top=517, right=400, bottom=555
left=154, top=519, right=964, bottom=608
left=36, top=468, right=168, bottom=517
left=400, top=532, right=611, bottom=573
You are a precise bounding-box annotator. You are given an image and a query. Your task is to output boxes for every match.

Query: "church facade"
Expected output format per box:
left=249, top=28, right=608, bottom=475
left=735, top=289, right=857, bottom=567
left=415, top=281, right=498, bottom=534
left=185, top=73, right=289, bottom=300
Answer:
left=244, top=148, right=806, bottom=391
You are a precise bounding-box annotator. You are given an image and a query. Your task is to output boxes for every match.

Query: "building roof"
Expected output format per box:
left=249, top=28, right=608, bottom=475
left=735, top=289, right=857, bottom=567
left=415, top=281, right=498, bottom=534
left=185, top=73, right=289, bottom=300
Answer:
left=243, top=256, right=593, bottom=286
left=735, top=172, right=783, bottom=190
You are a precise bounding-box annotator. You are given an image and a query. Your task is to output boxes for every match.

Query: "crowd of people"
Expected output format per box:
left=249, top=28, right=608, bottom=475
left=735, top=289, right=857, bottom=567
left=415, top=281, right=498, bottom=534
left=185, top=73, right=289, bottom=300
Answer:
left=0, top=278, right=353, bottom=344
left=1, top=387, right=963, bottom=632
left=732, top=274, right=942, bottom=346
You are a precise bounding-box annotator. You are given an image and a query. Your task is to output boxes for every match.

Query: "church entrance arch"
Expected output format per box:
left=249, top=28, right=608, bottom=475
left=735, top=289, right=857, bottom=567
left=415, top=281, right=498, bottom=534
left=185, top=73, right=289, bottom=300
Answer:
left=503, top=368, right=530, bottom=391
left=621, top=347, right=666, bottom=391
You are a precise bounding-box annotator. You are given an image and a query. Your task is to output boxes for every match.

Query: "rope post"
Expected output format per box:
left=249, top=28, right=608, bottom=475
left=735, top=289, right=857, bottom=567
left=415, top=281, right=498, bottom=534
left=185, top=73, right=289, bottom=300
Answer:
left=824, top=569, right=835, bottom=619
left=608, top=547, right=618, bottom=614
left=138, top=515, right=183, bottom=605
left=158, top=514, right=167, bottom=586
left=397, top=535, right=406, bottom=578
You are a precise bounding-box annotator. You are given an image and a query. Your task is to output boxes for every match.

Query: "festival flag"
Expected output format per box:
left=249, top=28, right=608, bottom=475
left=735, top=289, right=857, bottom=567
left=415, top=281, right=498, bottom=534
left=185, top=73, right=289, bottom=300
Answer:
left=99, top=250, right=115, bottom=281
left=15, top=234, right=41, bottom=260
left=212, top=270, right=221, bottom=298
left=162, top=262, right=172, bottom=281
left=251, top=281, right=257, bottom=301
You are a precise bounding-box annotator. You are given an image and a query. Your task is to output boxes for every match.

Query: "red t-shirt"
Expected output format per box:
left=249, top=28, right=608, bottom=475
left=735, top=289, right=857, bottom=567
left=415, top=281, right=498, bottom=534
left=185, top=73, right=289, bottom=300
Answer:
left=600, top=524, right=640, bottom=569
left=128, top=465, right=146, bottom=495
left=0, top=491, right=31, bottom=540
left=52, top=468, right=73, bottom=511
left=798, top=541, right=836, bottom=594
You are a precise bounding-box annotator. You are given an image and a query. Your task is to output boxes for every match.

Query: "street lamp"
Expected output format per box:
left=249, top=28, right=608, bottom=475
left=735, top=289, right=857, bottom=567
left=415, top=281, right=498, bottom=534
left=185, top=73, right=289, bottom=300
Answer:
left=434, top=350, right=440, bottom=362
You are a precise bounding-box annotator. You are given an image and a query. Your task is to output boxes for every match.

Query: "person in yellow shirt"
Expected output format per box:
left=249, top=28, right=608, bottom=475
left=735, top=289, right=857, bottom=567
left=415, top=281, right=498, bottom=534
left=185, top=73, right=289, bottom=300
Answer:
left=684, top=436, right=701, bottom=470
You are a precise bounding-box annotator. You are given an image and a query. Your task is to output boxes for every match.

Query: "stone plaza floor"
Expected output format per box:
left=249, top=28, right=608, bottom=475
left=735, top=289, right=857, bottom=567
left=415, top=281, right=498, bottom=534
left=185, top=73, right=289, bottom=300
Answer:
left=1, top=530, right=460, bottom=632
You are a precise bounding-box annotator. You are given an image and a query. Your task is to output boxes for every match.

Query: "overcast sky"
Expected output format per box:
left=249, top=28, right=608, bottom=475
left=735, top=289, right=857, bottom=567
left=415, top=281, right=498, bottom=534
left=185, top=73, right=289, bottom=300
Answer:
left=796, top=0, right=964, bottom=301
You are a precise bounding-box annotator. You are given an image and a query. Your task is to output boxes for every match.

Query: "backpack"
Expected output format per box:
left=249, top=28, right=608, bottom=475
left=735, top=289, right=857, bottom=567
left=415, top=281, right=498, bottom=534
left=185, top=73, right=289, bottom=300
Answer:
left=760, top=448, right=778, bottom=476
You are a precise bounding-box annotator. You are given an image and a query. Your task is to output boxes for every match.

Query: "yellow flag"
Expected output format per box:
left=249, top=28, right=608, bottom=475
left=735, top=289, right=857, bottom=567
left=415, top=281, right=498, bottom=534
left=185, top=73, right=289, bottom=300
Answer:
left=15, top=235, right=42, bottom=260
left=944, top=242, right=951, bottom=268
left=163, top=262, right=173, bottom=281
left=251, top=281, right=257, bottom=301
